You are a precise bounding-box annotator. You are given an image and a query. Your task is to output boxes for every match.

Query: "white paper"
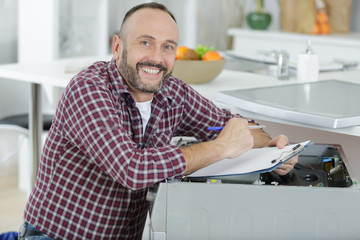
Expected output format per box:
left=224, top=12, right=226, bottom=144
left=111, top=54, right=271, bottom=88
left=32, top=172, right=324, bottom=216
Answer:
left=188, top=140, right=311, bottom=178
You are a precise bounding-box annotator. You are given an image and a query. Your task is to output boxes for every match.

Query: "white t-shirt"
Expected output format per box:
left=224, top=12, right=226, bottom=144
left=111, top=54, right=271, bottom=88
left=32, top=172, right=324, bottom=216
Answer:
left=135, top=100, right=152, bottom=135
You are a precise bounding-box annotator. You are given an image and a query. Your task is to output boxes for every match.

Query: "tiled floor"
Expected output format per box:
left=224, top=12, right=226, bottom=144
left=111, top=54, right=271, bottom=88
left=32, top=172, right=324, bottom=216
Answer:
left=0, top=171, right=27, bottom=233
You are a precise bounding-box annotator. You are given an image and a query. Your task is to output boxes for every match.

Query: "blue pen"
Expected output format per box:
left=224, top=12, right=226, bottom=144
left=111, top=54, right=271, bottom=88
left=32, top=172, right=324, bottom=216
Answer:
left=207, top=125, right=266, bottom=131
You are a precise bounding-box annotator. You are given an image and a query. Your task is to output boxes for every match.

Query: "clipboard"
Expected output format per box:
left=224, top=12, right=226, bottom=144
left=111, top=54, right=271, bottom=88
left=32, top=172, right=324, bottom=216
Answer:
left=187, top=140, right=312, bottom=178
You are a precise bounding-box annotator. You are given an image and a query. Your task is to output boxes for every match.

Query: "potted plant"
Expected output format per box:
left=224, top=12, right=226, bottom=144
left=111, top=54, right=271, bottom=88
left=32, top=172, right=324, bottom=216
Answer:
left=246, top=0, right=272, bottom=30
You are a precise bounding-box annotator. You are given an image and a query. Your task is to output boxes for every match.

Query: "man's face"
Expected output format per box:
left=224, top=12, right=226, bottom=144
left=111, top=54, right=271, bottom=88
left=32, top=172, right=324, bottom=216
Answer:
left=118, top=42, right=172, bottom=94
left=114, top=8, right=178, bottom=98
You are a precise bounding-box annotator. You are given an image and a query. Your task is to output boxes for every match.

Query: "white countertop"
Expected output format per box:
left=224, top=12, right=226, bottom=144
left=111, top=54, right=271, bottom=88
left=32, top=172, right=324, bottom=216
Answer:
left=190, top=68, right=360, bottom=137
left=0, top=55, right=111, bottom=88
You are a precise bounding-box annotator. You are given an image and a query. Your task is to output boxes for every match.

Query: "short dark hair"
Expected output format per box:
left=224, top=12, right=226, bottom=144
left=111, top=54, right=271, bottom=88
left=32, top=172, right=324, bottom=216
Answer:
left=119, top=2, right=176, bottom=39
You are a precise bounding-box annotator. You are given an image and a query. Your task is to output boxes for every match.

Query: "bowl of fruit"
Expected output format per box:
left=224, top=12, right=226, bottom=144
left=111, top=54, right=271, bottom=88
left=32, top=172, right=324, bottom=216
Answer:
left=172, top=45, right=226, bottom=84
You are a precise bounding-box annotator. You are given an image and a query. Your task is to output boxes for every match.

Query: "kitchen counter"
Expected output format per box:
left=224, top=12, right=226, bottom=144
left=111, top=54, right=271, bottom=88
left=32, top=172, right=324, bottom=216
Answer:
left=191, top=67, right=360, bottom=136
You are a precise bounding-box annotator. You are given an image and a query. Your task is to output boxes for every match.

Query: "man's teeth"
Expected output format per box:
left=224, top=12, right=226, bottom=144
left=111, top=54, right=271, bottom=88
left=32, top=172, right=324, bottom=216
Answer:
left=142, top=67, right=160, bottom=74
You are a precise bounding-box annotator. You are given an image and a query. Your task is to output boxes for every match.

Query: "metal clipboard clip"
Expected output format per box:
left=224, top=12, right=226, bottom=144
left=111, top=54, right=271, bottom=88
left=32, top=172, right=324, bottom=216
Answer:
left=271, top=143, right=307, bottom=166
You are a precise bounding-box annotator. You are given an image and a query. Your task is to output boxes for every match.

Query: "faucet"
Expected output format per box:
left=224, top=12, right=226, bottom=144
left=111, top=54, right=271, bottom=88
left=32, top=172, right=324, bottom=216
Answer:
left=273, top=50, right=290, bottom=80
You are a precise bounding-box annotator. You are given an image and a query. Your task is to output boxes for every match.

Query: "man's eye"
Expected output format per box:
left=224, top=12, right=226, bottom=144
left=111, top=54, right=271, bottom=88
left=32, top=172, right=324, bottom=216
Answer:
left=141, top=41, right=150, bottom=46
left=165, top=45, right=175, bottom=51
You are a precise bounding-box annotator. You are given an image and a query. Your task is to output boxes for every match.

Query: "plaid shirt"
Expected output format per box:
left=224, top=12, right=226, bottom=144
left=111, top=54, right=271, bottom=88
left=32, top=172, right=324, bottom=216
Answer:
left=24, top=58, right=246, bottom=239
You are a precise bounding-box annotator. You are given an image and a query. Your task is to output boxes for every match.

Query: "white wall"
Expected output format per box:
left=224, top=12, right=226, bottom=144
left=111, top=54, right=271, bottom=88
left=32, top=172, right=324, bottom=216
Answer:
left=107, top=0, right=198, bottom=49
left=0, top=0, right=55, bottom=119
left=1, top=0, right=360, bottom=64
left=0, top=0, right=28, bottom=119
left=0, top=0, right=17, bottom=64
left=59, top=0, right=109, bottom=58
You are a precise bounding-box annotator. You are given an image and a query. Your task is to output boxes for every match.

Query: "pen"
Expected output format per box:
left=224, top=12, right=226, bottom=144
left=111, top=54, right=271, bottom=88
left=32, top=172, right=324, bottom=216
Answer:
left=207, top=125, right=266, bottom=131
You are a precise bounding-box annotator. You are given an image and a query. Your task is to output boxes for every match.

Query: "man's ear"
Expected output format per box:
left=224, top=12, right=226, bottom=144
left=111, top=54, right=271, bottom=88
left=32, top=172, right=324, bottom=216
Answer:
left=112, top=35, right=123, bottom=59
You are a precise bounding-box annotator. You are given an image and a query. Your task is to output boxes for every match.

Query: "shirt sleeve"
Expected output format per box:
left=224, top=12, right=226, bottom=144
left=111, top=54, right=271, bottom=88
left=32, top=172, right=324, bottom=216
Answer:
left=174, top=83, right=256, bottom=141
left=58, top=78, right=185, bottom=191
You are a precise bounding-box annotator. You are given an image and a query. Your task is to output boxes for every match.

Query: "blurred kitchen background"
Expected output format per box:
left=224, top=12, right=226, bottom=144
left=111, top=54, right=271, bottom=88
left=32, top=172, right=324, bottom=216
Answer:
left=1, top=0, right=360, bottom=64
left=1, top=0, right=359, bottom=109
left=1, top=0, right=360, bottom=181
left=0, top=0, right=360, bottom=233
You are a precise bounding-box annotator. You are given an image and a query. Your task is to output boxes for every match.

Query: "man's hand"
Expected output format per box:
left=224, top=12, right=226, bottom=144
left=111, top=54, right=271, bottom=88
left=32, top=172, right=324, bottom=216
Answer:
left=268, top=135, right=298, bottom=176
left=214, top=118, right=254, bottom=159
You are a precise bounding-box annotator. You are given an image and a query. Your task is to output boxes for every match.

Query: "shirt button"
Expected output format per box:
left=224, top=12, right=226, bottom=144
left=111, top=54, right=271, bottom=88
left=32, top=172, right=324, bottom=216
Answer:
left=137, top=143, right=141, bottom=148
left=135, top=119, right=140, bottom=123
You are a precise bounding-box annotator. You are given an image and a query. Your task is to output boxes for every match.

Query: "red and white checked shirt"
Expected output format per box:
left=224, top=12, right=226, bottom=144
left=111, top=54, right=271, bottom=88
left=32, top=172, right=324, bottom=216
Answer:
left=24, top=58, right=248, bottom=239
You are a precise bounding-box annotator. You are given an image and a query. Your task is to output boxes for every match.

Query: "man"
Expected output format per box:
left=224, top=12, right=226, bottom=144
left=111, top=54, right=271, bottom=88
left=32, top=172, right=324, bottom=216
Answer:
left=20, top=2, right=297, bottom=239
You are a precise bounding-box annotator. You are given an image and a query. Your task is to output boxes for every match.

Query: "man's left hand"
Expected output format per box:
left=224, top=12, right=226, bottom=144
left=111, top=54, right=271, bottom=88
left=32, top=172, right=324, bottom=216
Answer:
left=268, top=135, right=298, bottom=176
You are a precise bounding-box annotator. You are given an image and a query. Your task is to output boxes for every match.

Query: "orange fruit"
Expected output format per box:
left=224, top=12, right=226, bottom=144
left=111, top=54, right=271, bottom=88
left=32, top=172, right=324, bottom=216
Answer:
left=311, top=23, right=320, bottom=35
left=316, top=12, right=328, bottom=24
left=319, top=22, right=331, bottom=35
left=176, top=46, right=189, bottom=60
left=201, top=51, right=222, bottom=61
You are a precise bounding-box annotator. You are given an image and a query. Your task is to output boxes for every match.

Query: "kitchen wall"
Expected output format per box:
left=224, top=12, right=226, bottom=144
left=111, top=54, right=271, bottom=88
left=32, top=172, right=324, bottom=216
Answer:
left=0, top=0, right=17, bottom=64
left=0, top=0, right=54, bottom=119
left=0, top=0, right=27, bottom=119
left=1, top=0, right=360, bottom=64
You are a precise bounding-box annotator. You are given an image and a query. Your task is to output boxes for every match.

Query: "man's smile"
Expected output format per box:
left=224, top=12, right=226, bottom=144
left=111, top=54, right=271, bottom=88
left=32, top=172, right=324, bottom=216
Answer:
left=137, top=61, right=167, bottom=74
left=141, top=66, right=161, bottom=75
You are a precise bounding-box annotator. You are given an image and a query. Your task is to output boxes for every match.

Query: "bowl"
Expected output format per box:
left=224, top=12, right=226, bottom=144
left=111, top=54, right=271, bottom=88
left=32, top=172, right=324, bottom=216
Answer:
left=172, top=59, right=227, bottom=84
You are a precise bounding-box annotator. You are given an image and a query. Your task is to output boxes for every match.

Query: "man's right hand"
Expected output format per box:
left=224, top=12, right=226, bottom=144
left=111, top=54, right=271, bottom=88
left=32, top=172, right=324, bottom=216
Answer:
left=214, top=118, right=254, bottom=159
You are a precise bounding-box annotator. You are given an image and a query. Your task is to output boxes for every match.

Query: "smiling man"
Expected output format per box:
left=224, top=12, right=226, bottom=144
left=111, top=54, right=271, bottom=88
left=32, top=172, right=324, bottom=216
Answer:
left=20, top=2, right=297, bottom=240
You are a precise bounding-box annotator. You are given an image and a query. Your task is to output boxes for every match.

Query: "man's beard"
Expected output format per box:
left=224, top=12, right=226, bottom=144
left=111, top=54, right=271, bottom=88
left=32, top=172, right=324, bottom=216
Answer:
left=118, top=48, right=172, bottom=94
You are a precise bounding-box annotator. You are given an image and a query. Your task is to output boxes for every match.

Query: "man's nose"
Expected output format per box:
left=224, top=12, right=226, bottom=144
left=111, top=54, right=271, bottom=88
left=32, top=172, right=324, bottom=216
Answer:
left=149, top=45, right=165, bottom=63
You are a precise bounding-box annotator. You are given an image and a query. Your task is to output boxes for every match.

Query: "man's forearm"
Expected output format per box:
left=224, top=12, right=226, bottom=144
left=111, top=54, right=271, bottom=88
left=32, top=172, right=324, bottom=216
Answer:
left=251, top=128, right=272, bottom=148
left=180, top=140, right=224, bottom=175
left=180, top=118, right=255, bottom=175
left=180, top=128, right=271, bottom=175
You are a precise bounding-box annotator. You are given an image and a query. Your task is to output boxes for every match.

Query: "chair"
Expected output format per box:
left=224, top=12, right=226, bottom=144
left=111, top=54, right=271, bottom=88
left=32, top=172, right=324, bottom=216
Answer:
left=0, top=125, right=28, bottom=178
left=0, top=79, right=59, bottom=194
left=0, top=116, right=53, bottom=194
